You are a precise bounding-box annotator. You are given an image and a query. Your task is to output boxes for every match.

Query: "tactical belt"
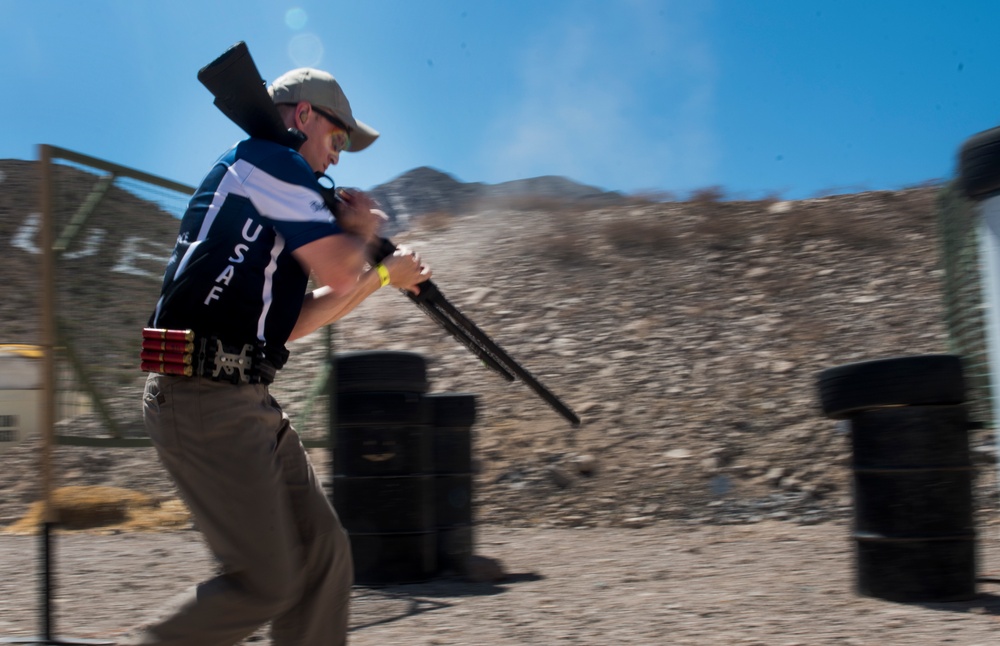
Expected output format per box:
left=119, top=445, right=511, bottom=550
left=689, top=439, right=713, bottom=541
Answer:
left=140, top=328, right=287, bottom=385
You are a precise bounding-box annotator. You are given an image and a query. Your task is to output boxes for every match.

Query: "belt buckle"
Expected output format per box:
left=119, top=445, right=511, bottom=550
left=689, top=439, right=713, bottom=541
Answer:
left=211, top=341, right=254, bottom=384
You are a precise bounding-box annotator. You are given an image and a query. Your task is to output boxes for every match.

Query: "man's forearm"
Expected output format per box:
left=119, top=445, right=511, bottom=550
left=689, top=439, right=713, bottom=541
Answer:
left=288, top=268, right=382, bottom=342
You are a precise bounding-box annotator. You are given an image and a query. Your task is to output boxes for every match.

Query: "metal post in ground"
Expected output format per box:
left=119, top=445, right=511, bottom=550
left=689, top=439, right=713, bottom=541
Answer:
left=0, top=145, right=114, bottom=646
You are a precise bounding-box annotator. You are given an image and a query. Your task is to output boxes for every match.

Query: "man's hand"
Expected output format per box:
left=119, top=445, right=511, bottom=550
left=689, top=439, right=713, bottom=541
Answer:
left=382, top=245, right=432, bottom=295
left=334, top=188, right=385, bottom=243
left=290, top=243, right=432, bottom=341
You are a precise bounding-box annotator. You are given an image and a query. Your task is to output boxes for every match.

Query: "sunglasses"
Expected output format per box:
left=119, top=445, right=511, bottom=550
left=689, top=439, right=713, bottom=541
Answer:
left=310, top=105, right=352, bottom=152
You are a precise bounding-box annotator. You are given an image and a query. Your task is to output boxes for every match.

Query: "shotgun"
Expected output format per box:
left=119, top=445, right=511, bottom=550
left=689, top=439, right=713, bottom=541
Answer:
left=197, top=41, right=581, bottom=427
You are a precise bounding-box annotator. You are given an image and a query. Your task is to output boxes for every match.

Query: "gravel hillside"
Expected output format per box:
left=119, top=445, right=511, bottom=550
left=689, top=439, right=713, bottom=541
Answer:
left=0, top=159, right=996, bottom=533
left=323, top=184, right=999, bottom=530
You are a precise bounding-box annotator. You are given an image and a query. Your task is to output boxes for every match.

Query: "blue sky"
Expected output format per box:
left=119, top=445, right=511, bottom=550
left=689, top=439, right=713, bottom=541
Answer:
left=2, top=0, right=999, bottom=200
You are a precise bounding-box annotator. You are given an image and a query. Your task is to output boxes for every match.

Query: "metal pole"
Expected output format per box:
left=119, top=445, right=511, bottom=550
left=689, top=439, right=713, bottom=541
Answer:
left=40, top=143, right=58, bottom=641
left=42, top=523, right=53, bottom=640
left=0, top=145, right=113, bottom=646
left=40, top=144, right=56, bottom=530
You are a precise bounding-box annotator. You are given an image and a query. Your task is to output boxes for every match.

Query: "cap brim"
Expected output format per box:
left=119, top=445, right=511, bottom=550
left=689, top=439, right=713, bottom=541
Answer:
left=347, top=120, right=379, bottom=152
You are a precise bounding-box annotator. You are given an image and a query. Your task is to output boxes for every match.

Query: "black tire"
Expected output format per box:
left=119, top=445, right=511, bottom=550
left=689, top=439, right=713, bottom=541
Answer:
left=958, top=126, right=1000, bottom=200
left=331, top=474, right=434, bottom=533
left=426, top=392, right=478, bottom=428
left=334, top=350, right=428, bottom=393
left=816, top=355, right=965, bottom=419
left=848, top=405, right=971, bottom=469
left=426, top=393, right=477, bottom=475
left=336, top=391, right=429, bottom=426
left=332, top=421, right=432, bottom=477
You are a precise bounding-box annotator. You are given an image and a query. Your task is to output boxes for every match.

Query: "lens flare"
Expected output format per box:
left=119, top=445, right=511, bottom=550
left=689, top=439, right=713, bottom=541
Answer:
left=288, top=33, right=324, bottom=67
left=285, top=8, right=308, bottom=30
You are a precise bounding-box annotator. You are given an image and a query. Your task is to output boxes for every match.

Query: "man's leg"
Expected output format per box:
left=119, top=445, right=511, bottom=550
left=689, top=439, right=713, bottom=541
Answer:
left=130, top=376, right=304, bottom=646
left=268, top=406, right=354, bottom=646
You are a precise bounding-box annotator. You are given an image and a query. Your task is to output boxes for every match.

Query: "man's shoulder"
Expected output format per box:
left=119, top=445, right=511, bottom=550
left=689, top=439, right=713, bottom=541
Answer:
left=230, top=138, right=316, bottom=187
left=232, top=137, right=300, bottom=165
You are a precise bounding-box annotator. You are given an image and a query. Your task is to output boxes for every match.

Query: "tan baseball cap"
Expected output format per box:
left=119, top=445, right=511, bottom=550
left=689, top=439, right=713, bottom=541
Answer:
left=268, top=67, right=379, bottom=152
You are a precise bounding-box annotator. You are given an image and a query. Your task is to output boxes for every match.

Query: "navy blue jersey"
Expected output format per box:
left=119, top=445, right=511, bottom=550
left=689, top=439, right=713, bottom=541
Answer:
left=150, top=138, right=341, bottom=351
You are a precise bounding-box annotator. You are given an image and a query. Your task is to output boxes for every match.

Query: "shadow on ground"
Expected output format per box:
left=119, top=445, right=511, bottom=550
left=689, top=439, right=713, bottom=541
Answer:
left=349, top=572, right=544, bottom=633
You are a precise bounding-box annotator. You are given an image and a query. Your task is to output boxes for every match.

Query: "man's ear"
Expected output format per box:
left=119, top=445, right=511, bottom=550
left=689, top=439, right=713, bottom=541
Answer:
left=296, top=101, right=311, bottom=127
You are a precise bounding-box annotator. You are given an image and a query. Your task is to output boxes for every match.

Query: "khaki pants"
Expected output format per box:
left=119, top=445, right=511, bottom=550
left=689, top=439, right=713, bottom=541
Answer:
left=130, top=374, right=353, bottom=645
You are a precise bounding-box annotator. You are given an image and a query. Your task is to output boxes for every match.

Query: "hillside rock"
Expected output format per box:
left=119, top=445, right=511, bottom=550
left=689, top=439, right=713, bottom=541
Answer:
left=368, top=166, right=477, bottom=230
left=368, top=166, right=625, bottom=233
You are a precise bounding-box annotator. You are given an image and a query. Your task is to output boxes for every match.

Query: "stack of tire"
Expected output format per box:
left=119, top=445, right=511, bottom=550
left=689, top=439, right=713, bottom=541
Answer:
left=426, top=392, right=478, bottom=574
left=817, top=354, right=977, bottom=602
left=958, top=125, right=1000, bottom=201
left=329, top=351, right=477, bottom=585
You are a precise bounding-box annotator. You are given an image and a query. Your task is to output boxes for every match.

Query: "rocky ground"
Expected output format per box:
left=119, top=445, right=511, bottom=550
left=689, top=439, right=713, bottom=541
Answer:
left=2, top=160, right=1000, bottom=643
left=2, top=522, right=1000, bottom=645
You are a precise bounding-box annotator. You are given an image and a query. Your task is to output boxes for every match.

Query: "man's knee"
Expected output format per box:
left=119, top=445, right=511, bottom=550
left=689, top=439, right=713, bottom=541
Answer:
left=321, top=526, right=354, bottom=586
left=241, top=552, right=306, bottom=614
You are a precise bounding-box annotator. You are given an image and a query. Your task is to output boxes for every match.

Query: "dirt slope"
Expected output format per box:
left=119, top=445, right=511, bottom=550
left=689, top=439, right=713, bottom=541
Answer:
left=0, top=162, right=995, bottom=530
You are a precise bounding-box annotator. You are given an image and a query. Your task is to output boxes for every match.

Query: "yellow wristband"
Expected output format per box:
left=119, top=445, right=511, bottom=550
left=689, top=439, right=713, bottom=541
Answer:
left=375, top=263, right=391, bottom=287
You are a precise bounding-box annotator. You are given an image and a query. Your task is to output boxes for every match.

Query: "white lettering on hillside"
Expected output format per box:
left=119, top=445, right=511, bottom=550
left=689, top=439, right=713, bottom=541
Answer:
left=62, top=229, right=107, bottom=260
left=12, top=214, right=170, bottom=281
left=12, top=214, right=40, bottom=254
left=111, top=236, right=172, bottom=279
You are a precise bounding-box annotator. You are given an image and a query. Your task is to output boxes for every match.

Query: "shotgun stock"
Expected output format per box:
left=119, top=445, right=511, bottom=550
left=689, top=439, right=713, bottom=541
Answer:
left=198, top=41, right=581, bottom=427
left=197, top=41, right=305, bottom=150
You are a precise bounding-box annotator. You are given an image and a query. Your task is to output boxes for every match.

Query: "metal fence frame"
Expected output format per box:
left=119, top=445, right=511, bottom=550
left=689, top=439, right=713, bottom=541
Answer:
left=936, top=182, right=995, bottom=429
left=38, top=144, right=333, bottom=449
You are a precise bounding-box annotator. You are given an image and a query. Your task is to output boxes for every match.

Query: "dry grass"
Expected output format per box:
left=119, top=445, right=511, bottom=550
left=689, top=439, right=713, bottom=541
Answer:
left=628, top=189, right=678, bottom=203
left=414, top=210, right=456, bottom=232
left=491, top=195, right=596, bottom=215
left=692, top=203, right=754, bottom=251
left=688, top=185, right=726, bottom=203
left=541, top=225, right=593, bottom=266
left=773, top=207, right=900, bottom=250
left=521, top=185, right=936, bottom=269
left=3, top=485, right=190, bottom=534
left=602, top=220, right=680, bottom=255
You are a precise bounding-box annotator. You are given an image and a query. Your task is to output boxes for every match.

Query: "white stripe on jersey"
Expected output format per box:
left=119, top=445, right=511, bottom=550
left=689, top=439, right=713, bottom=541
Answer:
left=196, top=159, right=330, bottom=246
left=172, top=240, right=203, bottom=281
left=258, top=233, right=286, bottom=342
left=235, top=159, right=331, bottom=223
left=196, top=166, right=248, bottom=243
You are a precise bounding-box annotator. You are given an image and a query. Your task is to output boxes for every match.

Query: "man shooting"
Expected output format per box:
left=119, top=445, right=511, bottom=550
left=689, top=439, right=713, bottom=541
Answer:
left=129, top=66, right=429, bottom=645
